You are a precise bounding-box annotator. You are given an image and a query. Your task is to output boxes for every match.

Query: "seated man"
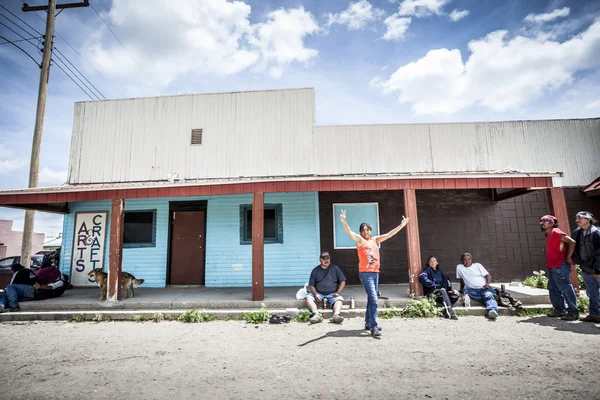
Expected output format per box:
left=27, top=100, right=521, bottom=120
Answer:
left=419, top=255, right=459, bottom=320
left=33, top=263, right=65, bottom=301
left=456, top=253, right=499, bottom=320
left=1, top=264, right=37, bottom=312
left=305, top=251, right=346, bottom=324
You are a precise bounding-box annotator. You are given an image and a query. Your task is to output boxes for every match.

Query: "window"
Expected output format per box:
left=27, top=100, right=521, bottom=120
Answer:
left=240, top=204, right=283, bottom=244
left=191, top=128, right=203, bottom=145
left=123, top=210, right=156, bottom=248
left=333, top=203, right=380, bottom=249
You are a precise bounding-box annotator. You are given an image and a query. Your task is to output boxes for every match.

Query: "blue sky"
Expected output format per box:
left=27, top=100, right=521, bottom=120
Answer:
left=1, top=0, right=599, bottom=236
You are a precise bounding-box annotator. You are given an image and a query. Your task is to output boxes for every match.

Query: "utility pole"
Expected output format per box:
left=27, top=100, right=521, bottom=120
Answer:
left=20, top=0, right=89, bottom=268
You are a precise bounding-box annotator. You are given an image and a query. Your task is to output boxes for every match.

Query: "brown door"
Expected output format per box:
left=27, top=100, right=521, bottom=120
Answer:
left=170, top=211, right=205, bottom=285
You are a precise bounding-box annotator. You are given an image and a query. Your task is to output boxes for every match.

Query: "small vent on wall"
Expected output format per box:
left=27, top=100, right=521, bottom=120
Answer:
left=191, top=129, right=203, bottom=145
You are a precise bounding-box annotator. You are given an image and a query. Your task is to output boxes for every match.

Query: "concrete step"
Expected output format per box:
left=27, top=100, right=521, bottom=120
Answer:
left=0, top=305, right=554, bottom=322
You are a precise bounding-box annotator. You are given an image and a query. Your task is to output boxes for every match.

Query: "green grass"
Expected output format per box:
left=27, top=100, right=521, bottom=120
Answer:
left=400, top=296, right=443, bottom=318
left=243, top=303, right=271, bottom=324
left=522, top=270, right=548, bottom=289
left=378, top=307, right=403, bottom=319
left=178, top=309, right=216, bottom=323
left=293, top=309, right=312, bottom=323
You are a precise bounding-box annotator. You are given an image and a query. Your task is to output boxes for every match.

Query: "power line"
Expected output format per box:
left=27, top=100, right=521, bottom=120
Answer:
left=28, top=2, right=126, bottom=98
left=54, top=47, right=106, bottom=99
left=0, top=35, right=41, bottom=45
left=53, top=49, right=101, bottom=100
left=90, top=3, right=162, bottom=95
left=0, top=4, right=42, bottom=35
left=0, top=19, right=40, bottom=47
left=51, top=56, right=95, bottom=100
left=0, top=34, right=40, bottom=66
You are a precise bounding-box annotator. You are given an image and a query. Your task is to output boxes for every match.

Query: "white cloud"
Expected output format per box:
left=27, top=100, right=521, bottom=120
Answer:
left=84, top=0, right=319, bottom=88
left=585, top=98, right=600, bottom=109
left=38, top=167, right=67, bottom=187
left=398, top=0, right=449, bottom=17
left=383, top=14, right=412, bottom=40
left=449, top=9, right=469, bottom=22
left=327, top=0, right=385, bottom=30
left=249, top=7, right=319, bottom=78
left=0, top=144, right=28, bottom=176
left=372, top=18, right=600, bottom=115
left=525, top=7, right=570, bottom=24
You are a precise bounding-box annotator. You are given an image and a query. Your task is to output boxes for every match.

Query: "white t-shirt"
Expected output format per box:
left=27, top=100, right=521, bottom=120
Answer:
left=456, top=263, right=489, bottom=289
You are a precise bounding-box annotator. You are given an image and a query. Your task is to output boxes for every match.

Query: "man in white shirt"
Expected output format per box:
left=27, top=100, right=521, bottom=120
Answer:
left=456, top=253, right=499, bottom=319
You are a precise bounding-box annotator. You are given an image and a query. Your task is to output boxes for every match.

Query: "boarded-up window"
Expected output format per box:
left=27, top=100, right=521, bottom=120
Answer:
left=191, top=129, right=203, bottom=145
left=123, top=210, right=156, bottom=248
left=239, top=204, right=283, bottom=245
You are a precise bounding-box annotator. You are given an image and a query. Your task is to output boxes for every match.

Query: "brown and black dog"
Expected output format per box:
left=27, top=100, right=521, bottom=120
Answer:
left=87, top=268, right=145, bottom=300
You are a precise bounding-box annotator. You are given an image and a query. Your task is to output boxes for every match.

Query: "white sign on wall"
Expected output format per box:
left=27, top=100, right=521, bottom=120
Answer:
left=71, top=212, right=108, bottom=287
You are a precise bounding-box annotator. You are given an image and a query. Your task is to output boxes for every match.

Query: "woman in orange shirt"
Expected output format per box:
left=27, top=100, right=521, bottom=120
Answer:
left=340, top=210, right=409, bottom=337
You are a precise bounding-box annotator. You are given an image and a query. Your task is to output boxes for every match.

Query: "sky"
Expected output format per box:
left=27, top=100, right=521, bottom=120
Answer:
left=0, top=0, right=599, bottom=237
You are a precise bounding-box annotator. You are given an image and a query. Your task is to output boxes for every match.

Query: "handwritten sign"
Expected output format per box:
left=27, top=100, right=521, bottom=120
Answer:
left=70, top=212, right=108, bottom=287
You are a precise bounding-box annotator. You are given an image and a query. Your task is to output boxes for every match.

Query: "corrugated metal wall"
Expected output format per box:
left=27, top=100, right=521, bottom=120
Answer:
left=314, top=119, right=600, bottom=187
left=68, top=88, right=316, bottom=184
left=205, top=192, right=320, bottom=287
left=61, top=192, right=320, bottom=287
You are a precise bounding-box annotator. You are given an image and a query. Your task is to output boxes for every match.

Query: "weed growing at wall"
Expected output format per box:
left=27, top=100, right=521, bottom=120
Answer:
left=243, top=303, right=271, bottom=324
left=178, top=309, right=216, bottom=323
left=379, top=307, right=403, bottom=319
left=523, top=270, right=548, bottom=289
left=293, top=309, right=312, bottom=323
left=400, top=296, right=442, bottom=318
left=578, top=297, right=590, bottom=314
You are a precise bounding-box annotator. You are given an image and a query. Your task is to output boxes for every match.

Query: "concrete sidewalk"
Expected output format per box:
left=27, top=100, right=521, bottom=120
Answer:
left=0, top=283, right=555, bottom=322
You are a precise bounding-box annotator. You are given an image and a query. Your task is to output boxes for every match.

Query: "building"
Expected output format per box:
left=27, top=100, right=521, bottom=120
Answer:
left=0, top=220, right=44, bottom=259
left=0, top=88, right=598, bottom=300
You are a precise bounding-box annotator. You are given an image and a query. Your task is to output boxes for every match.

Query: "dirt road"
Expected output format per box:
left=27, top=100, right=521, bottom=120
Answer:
left=1, top=316, right=598, bottom=399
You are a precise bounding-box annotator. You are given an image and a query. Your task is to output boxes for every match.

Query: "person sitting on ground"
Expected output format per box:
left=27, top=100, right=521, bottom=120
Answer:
left=419, top=255, right=460, bottom=320
left=32, top=262, right=65, bottom=301
left=456, top=253, right=499, bottom=320
left=0, top=264, right=37, bottom=312
left=305, top=251, right=346, bottom=324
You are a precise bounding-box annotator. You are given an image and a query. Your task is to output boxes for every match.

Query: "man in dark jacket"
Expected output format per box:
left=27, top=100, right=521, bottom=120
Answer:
left=572, top=211, right=600, bottom=322
left=0, top=264, right=37, bottom=312
left=419, top=256, right=459, bottom=320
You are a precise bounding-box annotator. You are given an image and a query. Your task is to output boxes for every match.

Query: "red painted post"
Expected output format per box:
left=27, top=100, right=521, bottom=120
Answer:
left=108, top=198, right=124, bottom=301
left=547, top=188, right=579, bottom=294
left=252, top=192, right=265, bottom=301
left=403, top=189, right=423, bottom=297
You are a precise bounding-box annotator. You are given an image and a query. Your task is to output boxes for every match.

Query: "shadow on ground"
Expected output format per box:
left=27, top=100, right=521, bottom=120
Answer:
left=297, top=329, right=372, bottom=347
left=518, top=316, right=600, bottom=335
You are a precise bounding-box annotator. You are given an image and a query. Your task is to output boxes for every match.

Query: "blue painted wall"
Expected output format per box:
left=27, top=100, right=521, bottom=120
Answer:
left=61, top=192, right=320, bottom=287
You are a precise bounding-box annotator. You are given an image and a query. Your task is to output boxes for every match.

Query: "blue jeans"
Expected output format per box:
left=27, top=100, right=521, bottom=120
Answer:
left=547, top=263, right=578, bottom=315
left=0, top=291, right=7, bottom=309
left=360, top=272, right=379, bottom=330
left=306, top=292, right=344, bottom=306
left=582, top=272, right=600, bottom=317
left=465, top=287, right=498, bottom=312
left=5, top=284, right=35, bottom=308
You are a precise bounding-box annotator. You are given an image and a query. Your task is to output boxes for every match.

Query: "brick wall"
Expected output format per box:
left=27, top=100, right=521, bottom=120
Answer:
left=318, top=188, right=599, bottom=285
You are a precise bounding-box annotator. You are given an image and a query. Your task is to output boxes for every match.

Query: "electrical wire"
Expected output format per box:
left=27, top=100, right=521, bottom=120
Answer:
left=53, top=50, right=101, bottom=100
left=90, top=2, right=162, bottom=95
left=0, top=35, right=41, bottom=45
left=51, top=57, right=95, bottom=100
left=0, top=34, right=40, bottom=66
left=54, top=47, right=106, bottom=99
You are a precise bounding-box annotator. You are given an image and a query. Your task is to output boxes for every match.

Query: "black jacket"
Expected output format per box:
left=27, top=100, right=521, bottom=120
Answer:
left=572, top=225, right=600, bottom=274
left=418, top=265, right=453, bottom=297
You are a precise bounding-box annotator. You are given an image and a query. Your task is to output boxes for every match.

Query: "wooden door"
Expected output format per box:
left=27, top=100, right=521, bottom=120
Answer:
left=170, top=211, right=205, bottom=285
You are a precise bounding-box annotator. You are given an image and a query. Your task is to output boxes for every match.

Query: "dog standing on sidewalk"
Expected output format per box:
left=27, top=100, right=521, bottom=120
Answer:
left=87, top=268, right=145, bottom=300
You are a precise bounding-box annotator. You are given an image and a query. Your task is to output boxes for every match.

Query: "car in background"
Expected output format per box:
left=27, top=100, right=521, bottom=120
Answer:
left=0, top=255, right=44, bottom=288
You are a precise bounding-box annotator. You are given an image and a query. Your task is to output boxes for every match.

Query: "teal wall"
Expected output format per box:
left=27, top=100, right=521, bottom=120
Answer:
left=61, top=192, right=320, bottom=287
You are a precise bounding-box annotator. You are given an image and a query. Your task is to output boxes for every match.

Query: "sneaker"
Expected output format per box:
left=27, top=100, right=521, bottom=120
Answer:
left=309, top=312, right=323, bottom=324
left=547, top=309, right=567, bottom=318
left=365, top=324, right=382, bottom=331
left=560, top=313, right=579, bottom=321
left=330, top=314, right=344, bottom=324
left=450, top=314, right=459, bottom=320
left=580, top=315, right=600, bottom=323
left=8, top=306, right=20, bottom=312
left=371, top=328, right=382, bottom=338
left=487, top=310, right=498, bottom=320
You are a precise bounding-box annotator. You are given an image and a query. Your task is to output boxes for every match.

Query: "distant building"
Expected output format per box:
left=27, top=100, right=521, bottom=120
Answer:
left=0, top=220, right=44, bottom=258
left=0, top=88, right=597, bottom=300
left=43, top=233, right=62, bottom=251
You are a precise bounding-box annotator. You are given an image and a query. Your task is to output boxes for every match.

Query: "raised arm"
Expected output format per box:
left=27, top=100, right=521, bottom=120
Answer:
left=339, top=210, right=363, bottom=245
left=374, top=216, right=409, bottom=244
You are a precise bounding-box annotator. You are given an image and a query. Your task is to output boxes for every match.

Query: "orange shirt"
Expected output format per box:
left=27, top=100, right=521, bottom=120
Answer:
left=357, top=239, right=380, bottom=273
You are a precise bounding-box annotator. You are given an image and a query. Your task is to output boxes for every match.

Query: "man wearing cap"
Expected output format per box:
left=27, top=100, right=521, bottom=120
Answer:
left=571, top=211, right=600, bottom=322
left=305, top=251, right=347, bottom=324
left=540, top=215, right=579, bottom=320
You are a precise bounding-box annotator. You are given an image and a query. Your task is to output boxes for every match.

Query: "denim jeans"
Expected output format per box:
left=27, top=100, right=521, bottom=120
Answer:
left=5, top=284, right=35, bottom=308
left=582, top=271, right=600, bottom=317
left=360, top=272, right=379, bottom=330
left=465, top=287, right=498, bottom=312
left=547, top=263, right=578, bottom=315
left=0, top=291, right=7, bottom=309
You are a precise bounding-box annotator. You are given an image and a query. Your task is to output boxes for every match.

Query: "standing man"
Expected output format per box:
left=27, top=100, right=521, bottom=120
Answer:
left=571, top=211, right=600, bottom=322
left=339, top=210, right=409, bottom=338
left=305, top=251, right=347, bottom=324
left=456, top=253, right=499, bottom=319
left=540, top=215, right=579, bottom=321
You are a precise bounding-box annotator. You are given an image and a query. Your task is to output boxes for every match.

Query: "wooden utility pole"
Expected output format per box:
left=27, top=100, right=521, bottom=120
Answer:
left=20, top=0, right=89, bottom=267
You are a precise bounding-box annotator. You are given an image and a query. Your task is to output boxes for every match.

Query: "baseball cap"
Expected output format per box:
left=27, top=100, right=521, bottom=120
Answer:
left=320, top=251, right=330, bottom=259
